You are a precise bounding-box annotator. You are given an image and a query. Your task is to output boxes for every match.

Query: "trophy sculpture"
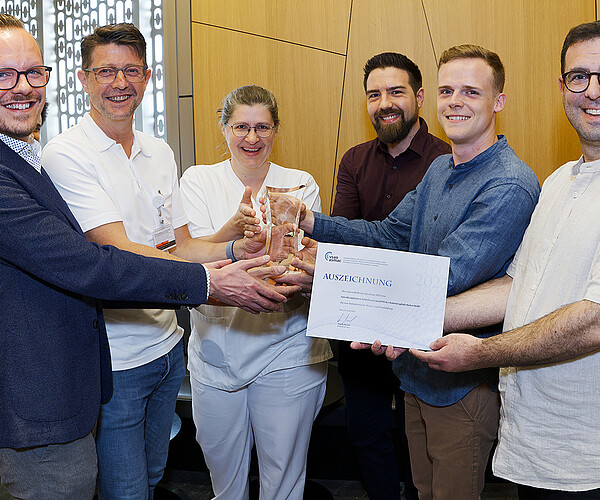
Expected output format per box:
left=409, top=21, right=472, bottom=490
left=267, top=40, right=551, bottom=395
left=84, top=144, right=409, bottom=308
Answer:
left=261, top=183, right=308, bottom=273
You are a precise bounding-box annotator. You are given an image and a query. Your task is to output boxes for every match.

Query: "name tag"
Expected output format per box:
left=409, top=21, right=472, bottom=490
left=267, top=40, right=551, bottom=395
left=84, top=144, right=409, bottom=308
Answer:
left=152, top=224, right=176, bottom=251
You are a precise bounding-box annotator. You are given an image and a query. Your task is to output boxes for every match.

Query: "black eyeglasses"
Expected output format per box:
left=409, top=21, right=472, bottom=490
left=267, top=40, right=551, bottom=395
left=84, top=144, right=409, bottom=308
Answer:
left=83, top=65, right=148, bottom=84
left=226, top=123, right=276, bottom=138
left=562, top=71, right=600, bottom=93
left=0, top=66, right=52, bottom=91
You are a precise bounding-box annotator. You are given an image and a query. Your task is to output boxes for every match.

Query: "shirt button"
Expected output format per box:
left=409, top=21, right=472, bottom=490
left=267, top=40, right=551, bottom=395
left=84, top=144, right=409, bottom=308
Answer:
left=386, top=194, right=391, bottom=199
left=434, top=215, right=438, bottom=221
left=92, top=319, right=99, bottom=329
left=573, top=192, right=579, bottom=198
left=392, top=166, right=397, bottom=170
left=449, top=184, right=453, bottom=189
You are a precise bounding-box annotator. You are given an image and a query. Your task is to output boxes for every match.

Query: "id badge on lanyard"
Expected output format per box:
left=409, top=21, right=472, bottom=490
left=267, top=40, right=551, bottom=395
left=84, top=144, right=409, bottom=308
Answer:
left=151, top=190, right=176, bottom=251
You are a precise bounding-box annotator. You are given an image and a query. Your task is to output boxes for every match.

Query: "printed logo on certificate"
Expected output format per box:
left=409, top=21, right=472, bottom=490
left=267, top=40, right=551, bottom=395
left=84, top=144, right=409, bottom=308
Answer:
left=307, top=243, right=449, bottom=350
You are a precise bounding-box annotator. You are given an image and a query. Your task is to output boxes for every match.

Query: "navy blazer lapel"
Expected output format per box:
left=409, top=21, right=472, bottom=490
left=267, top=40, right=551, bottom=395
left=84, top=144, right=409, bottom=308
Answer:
left=0, top=141, right=83, bottom=233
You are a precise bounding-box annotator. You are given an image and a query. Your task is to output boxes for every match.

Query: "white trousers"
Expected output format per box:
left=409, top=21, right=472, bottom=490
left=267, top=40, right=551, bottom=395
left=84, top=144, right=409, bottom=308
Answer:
left=191, top=362, right=328, bottom=500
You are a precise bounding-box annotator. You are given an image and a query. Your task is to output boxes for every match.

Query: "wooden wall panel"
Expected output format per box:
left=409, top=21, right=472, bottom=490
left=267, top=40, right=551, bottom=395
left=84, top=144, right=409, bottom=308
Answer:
left=423, top=0, right=595, bottom=181
left=191, top=1, right=351, bottom=54
left=190, top=23, right=346, bottom=211
left=187, top=0, right=598, bottom=214
left=335, top=0, right=440, bottom=209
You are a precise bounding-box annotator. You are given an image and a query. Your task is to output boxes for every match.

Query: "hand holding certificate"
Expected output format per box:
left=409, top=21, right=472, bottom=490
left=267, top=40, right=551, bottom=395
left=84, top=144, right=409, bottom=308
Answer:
left=306, top=243, right=449, bottom=350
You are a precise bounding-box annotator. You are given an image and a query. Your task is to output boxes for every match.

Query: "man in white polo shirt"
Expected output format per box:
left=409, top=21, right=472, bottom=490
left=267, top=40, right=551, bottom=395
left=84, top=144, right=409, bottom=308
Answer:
left=42, top=23, right=272, bottom=499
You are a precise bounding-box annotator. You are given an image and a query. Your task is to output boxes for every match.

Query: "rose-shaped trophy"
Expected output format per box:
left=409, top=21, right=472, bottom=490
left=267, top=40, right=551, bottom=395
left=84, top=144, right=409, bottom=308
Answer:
left=261, top=183, right=308, bottom=273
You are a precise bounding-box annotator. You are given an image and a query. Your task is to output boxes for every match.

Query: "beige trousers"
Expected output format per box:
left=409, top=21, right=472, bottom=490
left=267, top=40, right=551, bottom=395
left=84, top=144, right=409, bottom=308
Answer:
left=404, top=383, right=500, bottom=500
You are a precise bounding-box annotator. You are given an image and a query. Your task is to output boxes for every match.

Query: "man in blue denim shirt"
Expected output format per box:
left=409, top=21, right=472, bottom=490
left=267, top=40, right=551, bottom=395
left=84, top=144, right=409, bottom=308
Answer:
left=299, top=45, right=540, bottom=499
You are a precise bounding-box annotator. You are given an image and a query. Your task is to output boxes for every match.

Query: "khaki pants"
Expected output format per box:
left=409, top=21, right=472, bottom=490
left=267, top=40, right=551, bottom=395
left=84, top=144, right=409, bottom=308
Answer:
left=404, top=383, right=499, bottom=500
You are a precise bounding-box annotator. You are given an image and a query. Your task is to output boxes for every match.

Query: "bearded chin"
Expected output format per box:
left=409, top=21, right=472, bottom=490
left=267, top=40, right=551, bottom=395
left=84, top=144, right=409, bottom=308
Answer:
left=374, top=112, right=418, bottom=145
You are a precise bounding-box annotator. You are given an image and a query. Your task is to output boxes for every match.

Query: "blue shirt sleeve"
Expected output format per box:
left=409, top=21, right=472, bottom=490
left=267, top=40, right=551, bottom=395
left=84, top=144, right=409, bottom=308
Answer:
left=442, top=180, right=539, bottom=295
left=312, top=187, right=417, bottom=251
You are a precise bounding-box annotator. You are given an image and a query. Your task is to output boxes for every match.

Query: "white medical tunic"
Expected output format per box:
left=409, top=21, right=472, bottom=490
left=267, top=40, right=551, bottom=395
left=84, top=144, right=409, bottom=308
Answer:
left=180, top=159, right=332, bottom=390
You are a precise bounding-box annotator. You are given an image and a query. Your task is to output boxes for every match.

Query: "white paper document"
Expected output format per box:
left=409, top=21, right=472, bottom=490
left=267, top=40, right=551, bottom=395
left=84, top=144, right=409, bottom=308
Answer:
left=307, top=243, right=449, bottom=349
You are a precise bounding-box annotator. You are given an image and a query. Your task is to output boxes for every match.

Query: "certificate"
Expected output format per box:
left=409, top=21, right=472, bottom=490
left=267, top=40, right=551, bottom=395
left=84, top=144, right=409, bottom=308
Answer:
left=307, top=243, right=449, bottom=349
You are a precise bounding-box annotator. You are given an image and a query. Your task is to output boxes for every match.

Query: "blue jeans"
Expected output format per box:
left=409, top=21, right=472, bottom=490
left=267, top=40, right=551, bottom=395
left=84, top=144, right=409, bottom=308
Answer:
left=96, top=339, right=185, bottom=500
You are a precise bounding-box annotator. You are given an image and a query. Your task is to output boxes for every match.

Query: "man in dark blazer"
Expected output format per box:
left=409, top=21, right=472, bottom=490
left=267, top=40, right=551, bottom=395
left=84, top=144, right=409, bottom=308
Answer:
left=0, top=14, right=289, bottom=499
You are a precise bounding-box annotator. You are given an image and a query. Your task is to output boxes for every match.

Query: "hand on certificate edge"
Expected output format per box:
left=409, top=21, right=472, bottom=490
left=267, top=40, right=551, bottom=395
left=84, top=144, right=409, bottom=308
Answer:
left=350, top=339, right=407, bottom=360
left=409, top=333, right=483, bottom=372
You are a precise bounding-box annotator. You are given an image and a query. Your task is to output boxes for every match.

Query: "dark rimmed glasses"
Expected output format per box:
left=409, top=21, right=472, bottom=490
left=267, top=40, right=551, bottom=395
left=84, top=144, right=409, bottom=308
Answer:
left=562, top=71, right=600, bottom=93
left=225, top=123, right=276, bottom=138
left=83, top=65, right=148, bottom=84
left=0, top=66, right=52, bottom=91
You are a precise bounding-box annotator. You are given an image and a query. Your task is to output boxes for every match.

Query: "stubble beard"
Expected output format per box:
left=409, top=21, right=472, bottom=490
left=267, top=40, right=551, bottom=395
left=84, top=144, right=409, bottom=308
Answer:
left=0, top=95, right=42, bottom=140
left=564, top=99, right=600, bottom=147
left=96, top=86, right=141, bottom=121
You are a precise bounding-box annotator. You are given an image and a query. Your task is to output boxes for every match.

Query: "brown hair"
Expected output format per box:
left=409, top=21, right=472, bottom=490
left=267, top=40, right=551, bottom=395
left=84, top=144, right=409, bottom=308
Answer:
left=438, top=44, right=505, bottom=93
left=0, top=14, right=24, bottom=29
left=81, top=23, right=146, bottom=69
left=219, top=85, right=279, bottom=127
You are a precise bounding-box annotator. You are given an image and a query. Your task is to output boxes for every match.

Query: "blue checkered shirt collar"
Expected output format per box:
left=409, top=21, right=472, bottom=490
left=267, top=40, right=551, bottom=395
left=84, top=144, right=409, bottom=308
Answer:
left=0, top=132, right=42, bottom=173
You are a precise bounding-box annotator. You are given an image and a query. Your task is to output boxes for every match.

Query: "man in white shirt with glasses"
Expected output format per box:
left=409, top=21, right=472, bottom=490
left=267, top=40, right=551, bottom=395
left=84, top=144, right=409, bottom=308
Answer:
left=42, top=22, right=288, bottom=500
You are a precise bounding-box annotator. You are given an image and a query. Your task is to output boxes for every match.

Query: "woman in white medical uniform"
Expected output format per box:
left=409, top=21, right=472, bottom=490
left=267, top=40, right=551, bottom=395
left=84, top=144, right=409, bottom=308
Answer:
left=180, top=85, right=332, bottom=500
